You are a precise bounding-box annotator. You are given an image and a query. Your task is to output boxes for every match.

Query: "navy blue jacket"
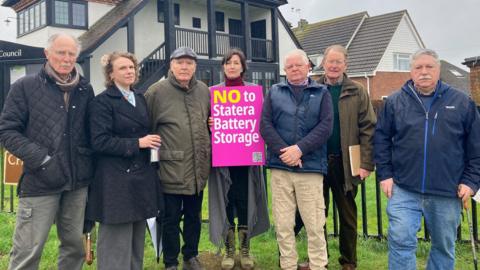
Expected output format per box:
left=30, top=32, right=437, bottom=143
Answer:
left=375, top=80, right=480, bottom=197
left=260, top=79, right=333, bottom=174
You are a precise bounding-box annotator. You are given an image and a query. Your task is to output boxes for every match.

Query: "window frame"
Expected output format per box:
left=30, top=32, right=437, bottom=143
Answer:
left=192, top=17, right=201, bottom=29
left=215, top=11, right=225, bottom=32
left=17, top=0, right=48, bottom=37
left=51, top=0, right=88, bottom=30
left=157, top=1, right=180, bottom=26
left=71, top=2, right=87, bottom=27
left=393, top=52, right=411, bottom=71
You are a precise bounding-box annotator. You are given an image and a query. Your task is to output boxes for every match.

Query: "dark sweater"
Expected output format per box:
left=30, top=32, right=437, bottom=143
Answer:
left=327, top=84, right=342, bottom=154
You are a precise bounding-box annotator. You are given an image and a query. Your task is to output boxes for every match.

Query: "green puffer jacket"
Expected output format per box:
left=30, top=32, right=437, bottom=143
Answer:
left=145, top=71, right=211, bottom=195
left=318, top=74, right=376, bottom=192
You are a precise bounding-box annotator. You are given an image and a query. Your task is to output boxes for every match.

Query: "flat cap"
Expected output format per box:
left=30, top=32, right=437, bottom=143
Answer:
left=170, top=47, right=198, bottom=61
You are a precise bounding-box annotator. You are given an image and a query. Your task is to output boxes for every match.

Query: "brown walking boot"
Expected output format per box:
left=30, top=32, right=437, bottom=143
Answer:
left=221, top=227, right=235, bottom=270
left=238, top=226, right=254, bottom=269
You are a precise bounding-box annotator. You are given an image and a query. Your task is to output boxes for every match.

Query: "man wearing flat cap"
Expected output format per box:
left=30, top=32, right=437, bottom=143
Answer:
left=145, top=47, right=211, bottom=270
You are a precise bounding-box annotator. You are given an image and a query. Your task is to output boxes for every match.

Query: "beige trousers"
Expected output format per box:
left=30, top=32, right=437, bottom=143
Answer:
left=271, top=169, right=328, bottom=270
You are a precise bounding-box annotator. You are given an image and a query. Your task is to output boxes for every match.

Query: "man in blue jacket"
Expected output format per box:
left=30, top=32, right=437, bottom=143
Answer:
left=261, top=49, right=333, bottom=270
left=375, top=48, right=480, bottom=270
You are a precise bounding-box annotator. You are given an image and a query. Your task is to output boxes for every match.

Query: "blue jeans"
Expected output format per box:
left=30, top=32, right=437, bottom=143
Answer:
left=387, top=184, right=461, bottom=270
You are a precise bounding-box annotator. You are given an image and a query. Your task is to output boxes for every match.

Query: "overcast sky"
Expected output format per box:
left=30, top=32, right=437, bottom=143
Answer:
left=279, top=0, right=480, bottom=71
left=1, top=1, right=478, bottom=71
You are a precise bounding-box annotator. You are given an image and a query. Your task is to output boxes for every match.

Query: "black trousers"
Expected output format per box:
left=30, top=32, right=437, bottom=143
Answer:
left=295, top=155, right=358, bottom=266
left=162, top=192, right=203, bottom=267
left=226, top=166, right=249, bottom=227
left=325, top=155, right=358, bottom=266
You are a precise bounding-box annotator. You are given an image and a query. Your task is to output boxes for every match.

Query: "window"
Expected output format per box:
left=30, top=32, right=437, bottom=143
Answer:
left=252, top=71, right=277, bottom=95
left=54, top=1, right=69, bottom=25
left=393, top=53, right=411, bottom=71
left=157, top=0, right=164, bottom=22
left=196, top=68, right=212, bottom=86
left=316, top=55, right=324, bottom=67
left=29, top=8, right=34, bottom=30
left=72, top=3, right=86, bottom=27
left=34, top=4, right=40, bottom=28
left=40, top=1, right=46, bottom=25
left=23, top=9, right=29, bottom=32
left=264, top=72, right=275, bottom=93
left=449, top=69, right=464, bottom=78
left=215, top=11, right=224, bottom=32
left=252, top=71, right=262, bottom=86
left=18, top=12, right=24, bottom=35
left=17, top=0, right=47, bottom=36
left=157, top=1, right=180, bottom=26
left=53, top=0, right=87, bottom=28
left=192, top=17, right=201, bottom=29
left=174, top=4, right=180, bottom=26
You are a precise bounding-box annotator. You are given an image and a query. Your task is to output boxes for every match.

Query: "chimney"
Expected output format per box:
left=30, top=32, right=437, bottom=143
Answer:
left=463, top=56, right=480, bottom=106
left=298, top=19, right=308, bottom=30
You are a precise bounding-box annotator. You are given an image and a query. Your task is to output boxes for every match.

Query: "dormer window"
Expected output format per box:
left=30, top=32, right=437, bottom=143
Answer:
left=17, top=0, right=87, bottom=37
left=17, top=1, right=46, bottom=36
left=449, top=69, right=464, bottom=78
left=53, top=0, right=87, bottom=28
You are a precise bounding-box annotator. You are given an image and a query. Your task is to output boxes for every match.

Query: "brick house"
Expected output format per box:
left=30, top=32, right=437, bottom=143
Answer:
left=440, top=60, right=470, bottom=96
left=292, top=10, right=425, bottom=100
left=463, top=56, right=480, bottom=106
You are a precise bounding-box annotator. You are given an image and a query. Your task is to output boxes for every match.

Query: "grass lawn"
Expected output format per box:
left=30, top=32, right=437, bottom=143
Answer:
left=0, top=173, right=479, bottom=269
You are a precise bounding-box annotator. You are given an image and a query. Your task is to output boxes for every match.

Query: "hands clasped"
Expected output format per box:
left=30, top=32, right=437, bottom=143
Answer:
left=280, top=145, right=303, bottom=168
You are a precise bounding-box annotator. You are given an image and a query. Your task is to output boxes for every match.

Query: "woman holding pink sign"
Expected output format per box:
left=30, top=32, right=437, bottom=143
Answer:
left=208, top=49, right=270, bottom=270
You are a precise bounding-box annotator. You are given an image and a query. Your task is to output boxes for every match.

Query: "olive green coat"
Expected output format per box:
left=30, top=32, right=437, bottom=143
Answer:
left=319, top=74, right=376, bottom=192
left=145, top=71, right=211, bottom=195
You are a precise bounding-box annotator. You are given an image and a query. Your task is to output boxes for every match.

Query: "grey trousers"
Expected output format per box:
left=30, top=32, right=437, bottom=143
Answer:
left=8, top=187, right=88, bottom=270
left=97, top=220, right=147, bottom=270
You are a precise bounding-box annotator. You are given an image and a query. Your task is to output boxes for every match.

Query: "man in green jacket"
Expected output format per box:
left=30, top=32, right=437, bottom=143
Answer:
left=145, top=47, right=211, bottom=270
left=319, top=45, right=376, bottom=270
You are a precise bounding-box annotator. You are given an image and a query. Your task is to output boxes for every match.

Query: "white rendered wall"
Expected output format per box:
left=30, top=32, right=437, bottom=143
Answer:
left=16, top=26, right=85, bottom=48
left=15, top=2, right=114, bottom=47
left=90, top=27, right=128, bottom=94
left=376, top=15, right=424, bottom=72
left=278, top=18, right=299, bottom=76
left=249, top=5, right=271, bottom=40
left=134, top=0, right=165, bottom=61
left=88, top=2, right=115, bottom=27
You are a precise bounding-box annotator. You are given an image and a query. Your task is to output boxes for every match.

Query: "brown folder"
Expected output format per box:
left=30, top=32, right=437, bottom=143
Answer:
left=349, top=145, right=361, bottom=177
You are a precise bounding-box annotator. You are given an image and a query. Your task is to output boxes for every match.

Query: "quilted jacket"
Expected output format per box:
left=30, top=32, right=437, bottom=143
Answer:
left=0, top=66, right=95, bottom=197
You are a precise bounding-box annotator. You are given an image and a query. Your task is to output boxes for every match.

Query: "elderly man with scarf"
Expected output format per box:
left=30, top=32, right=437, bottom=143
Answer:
left=0, top=33, right=94, bottom=269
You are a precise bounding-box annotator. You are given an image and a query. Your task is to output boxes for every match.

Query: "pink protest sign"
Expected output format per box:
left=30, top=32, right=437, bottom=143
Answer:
left=210, top=85, right=265, bottom=167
